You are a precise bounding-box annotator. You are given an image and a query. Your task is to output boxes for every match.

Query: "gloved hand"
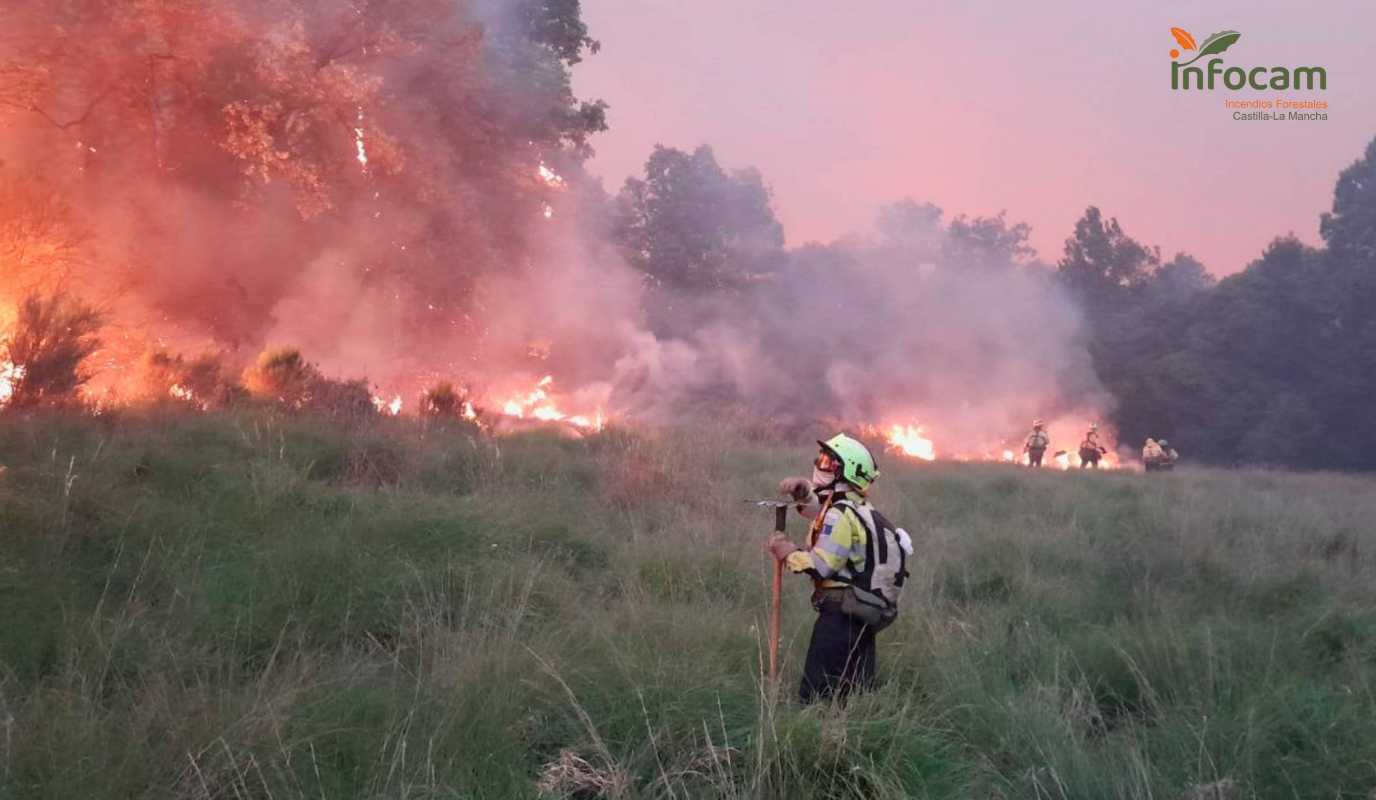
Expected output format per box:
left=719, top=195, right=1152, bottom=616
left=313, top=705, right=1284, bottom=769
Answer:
left=765, top=533, right=801, bottom=562
left=777, top=476, right=812, bottom=502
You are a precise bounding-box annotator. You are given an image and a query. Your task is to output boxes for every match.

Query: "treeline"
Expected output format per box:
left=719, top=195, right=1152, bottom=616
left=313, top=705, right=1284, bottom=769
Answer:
left=601, top=138, right=1376, bottom=470
left=1058, top=136, right=1375, bottom=470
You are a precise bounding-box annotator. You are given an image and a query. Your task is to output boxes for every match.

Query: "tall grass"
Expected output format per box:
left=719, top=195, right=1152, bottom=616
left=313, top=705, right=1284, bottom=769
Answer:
left=1, top=410, right=1374, bottom=798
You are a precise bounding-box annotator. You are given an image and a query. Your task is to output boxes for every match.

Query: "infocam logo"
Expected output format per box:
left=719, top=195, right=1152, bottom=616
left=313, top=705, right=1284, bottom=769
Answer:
left=1169, top=27, right=1326, bottom=91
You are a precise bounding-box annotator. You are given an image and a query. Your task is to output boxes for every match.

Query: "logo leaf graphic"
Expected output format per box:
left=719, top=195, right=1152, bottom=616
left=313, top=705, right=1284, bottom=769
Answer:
left=1170, top=27, right=1196, bottom=50
left=1196, top=30, right=1241, bottom=57
left=1178, top=30, right=1242, bottom=66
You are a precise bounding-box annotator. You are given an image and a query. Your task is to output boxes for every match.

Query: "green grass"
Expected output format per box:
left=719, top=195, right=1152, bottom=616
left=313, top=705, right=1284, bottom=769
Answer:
left=2, top=410, right=1375, bottom=798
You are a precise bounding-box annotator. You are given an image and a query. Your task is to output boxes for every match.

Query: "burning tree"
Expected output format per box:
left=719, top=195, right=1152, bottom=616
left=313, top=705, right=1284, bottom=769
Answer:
left=0, top=176, right=85, bottom=298
left=0, top=0, right=608, bottom=362
left=1, top=293, right=102, bottom=410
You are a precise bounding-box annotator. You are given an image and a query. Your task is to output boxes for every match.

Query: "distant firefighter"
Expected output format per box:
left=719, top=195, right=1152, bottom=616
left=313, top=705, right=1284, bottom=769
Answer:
left=1024, top=420, right=1050, bottom=467
left=1079, top=424, right=1107, bottom=468
left=1143, top=438, right=1179, bottom=472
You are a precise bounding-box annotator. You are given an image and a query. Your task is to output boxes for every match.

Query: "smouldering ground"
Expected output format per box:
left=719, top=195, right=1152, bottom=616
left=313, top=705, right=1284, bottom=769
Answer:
left=1, top=411, right=1374, bottom=799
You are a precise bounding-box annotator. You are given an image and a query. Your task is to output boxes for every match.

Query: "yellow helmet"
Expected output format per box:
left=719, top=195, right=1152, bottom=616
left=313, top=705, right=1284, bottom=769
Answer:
left=818, top=433, right=880, bottom=491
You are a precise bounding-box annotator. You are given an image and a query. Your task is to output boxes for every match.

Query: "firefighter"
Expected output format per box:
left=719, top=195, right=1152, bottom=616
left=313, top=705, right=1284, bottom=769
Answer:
left=1159, top=439, right=1179, bottom=469
left=1079, top=423, right=1107, bottom=468
left=1024, top=420, right=1050, bottom=467
left=769, top=434, right=894, bottom=704
left=1143, top=437, right=1169, bottom=471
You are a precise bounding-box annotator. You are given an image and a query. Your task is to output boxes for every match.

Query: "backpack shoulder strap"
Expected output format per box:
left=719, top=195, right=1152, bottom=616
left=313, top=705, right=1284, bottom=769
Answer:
left=831, top=498, right=886, bottom=572
left=830, top=500, right=879, bottom=582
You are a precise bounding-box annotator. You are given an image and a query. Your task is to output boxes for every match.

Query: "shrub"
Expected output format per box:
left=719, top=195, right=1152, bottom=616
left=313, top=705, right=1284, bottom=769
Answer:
left=143, top=350, right=245, bottom=409
left=1, top=292, right=102, bottom=410
left=309, top=375, right=377, bottom=422
left=242, top=347, right=319, bottom=407
left=420, top=380, right=479, bottom=419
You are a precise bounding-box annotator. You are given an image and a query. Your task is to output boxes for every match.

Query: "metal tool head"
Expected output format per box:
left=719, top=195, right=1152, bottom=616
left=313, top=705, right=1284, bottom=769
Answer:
left=745, top=499, right=794, bottom=532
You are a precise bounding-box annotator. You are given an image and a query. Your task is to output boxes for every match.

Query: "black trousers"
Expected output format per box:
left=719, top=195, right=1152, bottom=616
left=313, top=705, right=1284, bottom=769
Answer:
left=1079, top=448, right=1101, bottom=468
left=799, top=598, right=877, bottom=704
left=1027, top=448, right=1045, bottom=467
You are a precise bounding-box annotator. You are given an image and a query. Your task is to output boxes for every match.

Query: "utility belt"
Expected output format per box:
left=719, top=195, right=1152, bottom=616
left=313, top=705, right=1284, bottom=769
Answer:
left=811, top=587, right=849, bottom=610
left=811, top=585, right=894, bottom=630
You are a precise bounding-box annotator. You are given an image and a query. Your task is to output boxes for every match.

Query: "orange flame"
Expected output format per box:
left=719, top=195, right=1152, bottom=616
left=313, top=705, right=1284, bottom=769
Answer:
left=371, top=394, right=403, bottom=416
left=537, top=162, right=566, bottom=188
left=886, top=424, right=936, bottom=461
left=499, top=375, right=603, bottom=430
left=877, top=417, right=1124, bottom=471
left=0, top=360, right=23, bottom=406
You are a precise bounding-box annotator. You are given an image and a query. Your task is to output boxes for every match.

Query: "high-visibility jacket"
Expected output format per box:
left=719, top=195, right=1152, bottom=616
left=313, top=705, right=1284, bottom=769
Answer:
left=1026, top=431, right=1050, bottom=449
left=784, top=497, right=869, bottom=590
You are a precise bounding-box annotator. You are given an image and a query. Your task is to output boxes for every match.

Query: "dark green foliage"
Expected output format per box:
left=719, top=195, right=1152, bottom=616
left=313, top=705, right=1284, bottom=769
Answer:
left=614, top=145, right=785, bottom=295
left=1061, top=136, right=1376, bottom=470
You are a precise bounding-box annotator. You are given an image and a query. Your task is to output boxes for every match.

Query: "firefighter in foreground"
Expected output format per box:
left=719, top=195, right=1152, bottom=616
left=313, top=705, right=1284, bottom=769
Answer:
left=768, top=434, right=910, bottom=704
left=1079, top=423, right=1107, bottom=468
left=1023, top=420, right=1050, bottom=467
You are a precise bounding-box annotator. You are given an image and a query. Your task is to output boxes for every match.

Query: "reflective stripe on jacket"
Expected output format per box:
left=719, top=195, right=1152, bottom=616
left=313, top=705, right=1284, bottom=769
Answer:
left=784, top=503, right=869, bottom=589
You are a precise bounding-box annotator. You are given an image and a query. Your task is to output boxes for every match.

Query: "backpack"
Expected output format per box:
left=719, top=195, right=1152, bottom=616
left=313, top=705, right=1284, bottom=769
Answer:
left=832, top=500, right=909, bottom=631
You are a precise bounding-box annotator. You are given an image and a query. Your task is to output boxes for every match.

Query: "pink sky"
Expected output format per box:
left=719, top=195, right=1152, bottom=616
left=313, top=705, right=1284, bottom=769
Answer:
left=573, top=1, right=1376, bottom=274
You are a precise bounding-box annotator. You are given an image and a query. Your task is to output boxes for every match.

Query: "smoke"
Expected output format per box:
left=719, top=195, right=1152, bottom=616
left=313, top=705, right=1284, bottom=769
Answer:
left=0, top=0, right=1110, bottom=448
left=599, top=199, right=1111, bottom=450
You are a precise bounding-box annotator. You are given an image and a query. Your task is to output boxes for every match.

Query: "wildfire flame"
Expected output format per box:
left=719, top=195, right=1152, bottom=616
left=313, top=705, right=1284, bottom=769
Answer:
left=537, top=161, right=563, bottom=220
left=879, top=418, right=1124, bottom=471
left=886, top=424, right=936, bottom=461
left=371, top=394, right=403, bottom=416
left=354, top=108, right=368, bottom=169
left=0, top=361, right=23, bottom=406
left=537, top=162, right=565, bottom=188
left=499, top=375, right=603, bottom=430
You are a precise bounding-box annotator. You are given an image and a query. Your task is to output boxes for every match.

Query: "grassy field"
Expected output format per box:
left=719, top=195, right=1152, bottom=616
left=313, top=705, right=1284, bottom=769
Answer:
left=1, top=410, right=1374, bottom=799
